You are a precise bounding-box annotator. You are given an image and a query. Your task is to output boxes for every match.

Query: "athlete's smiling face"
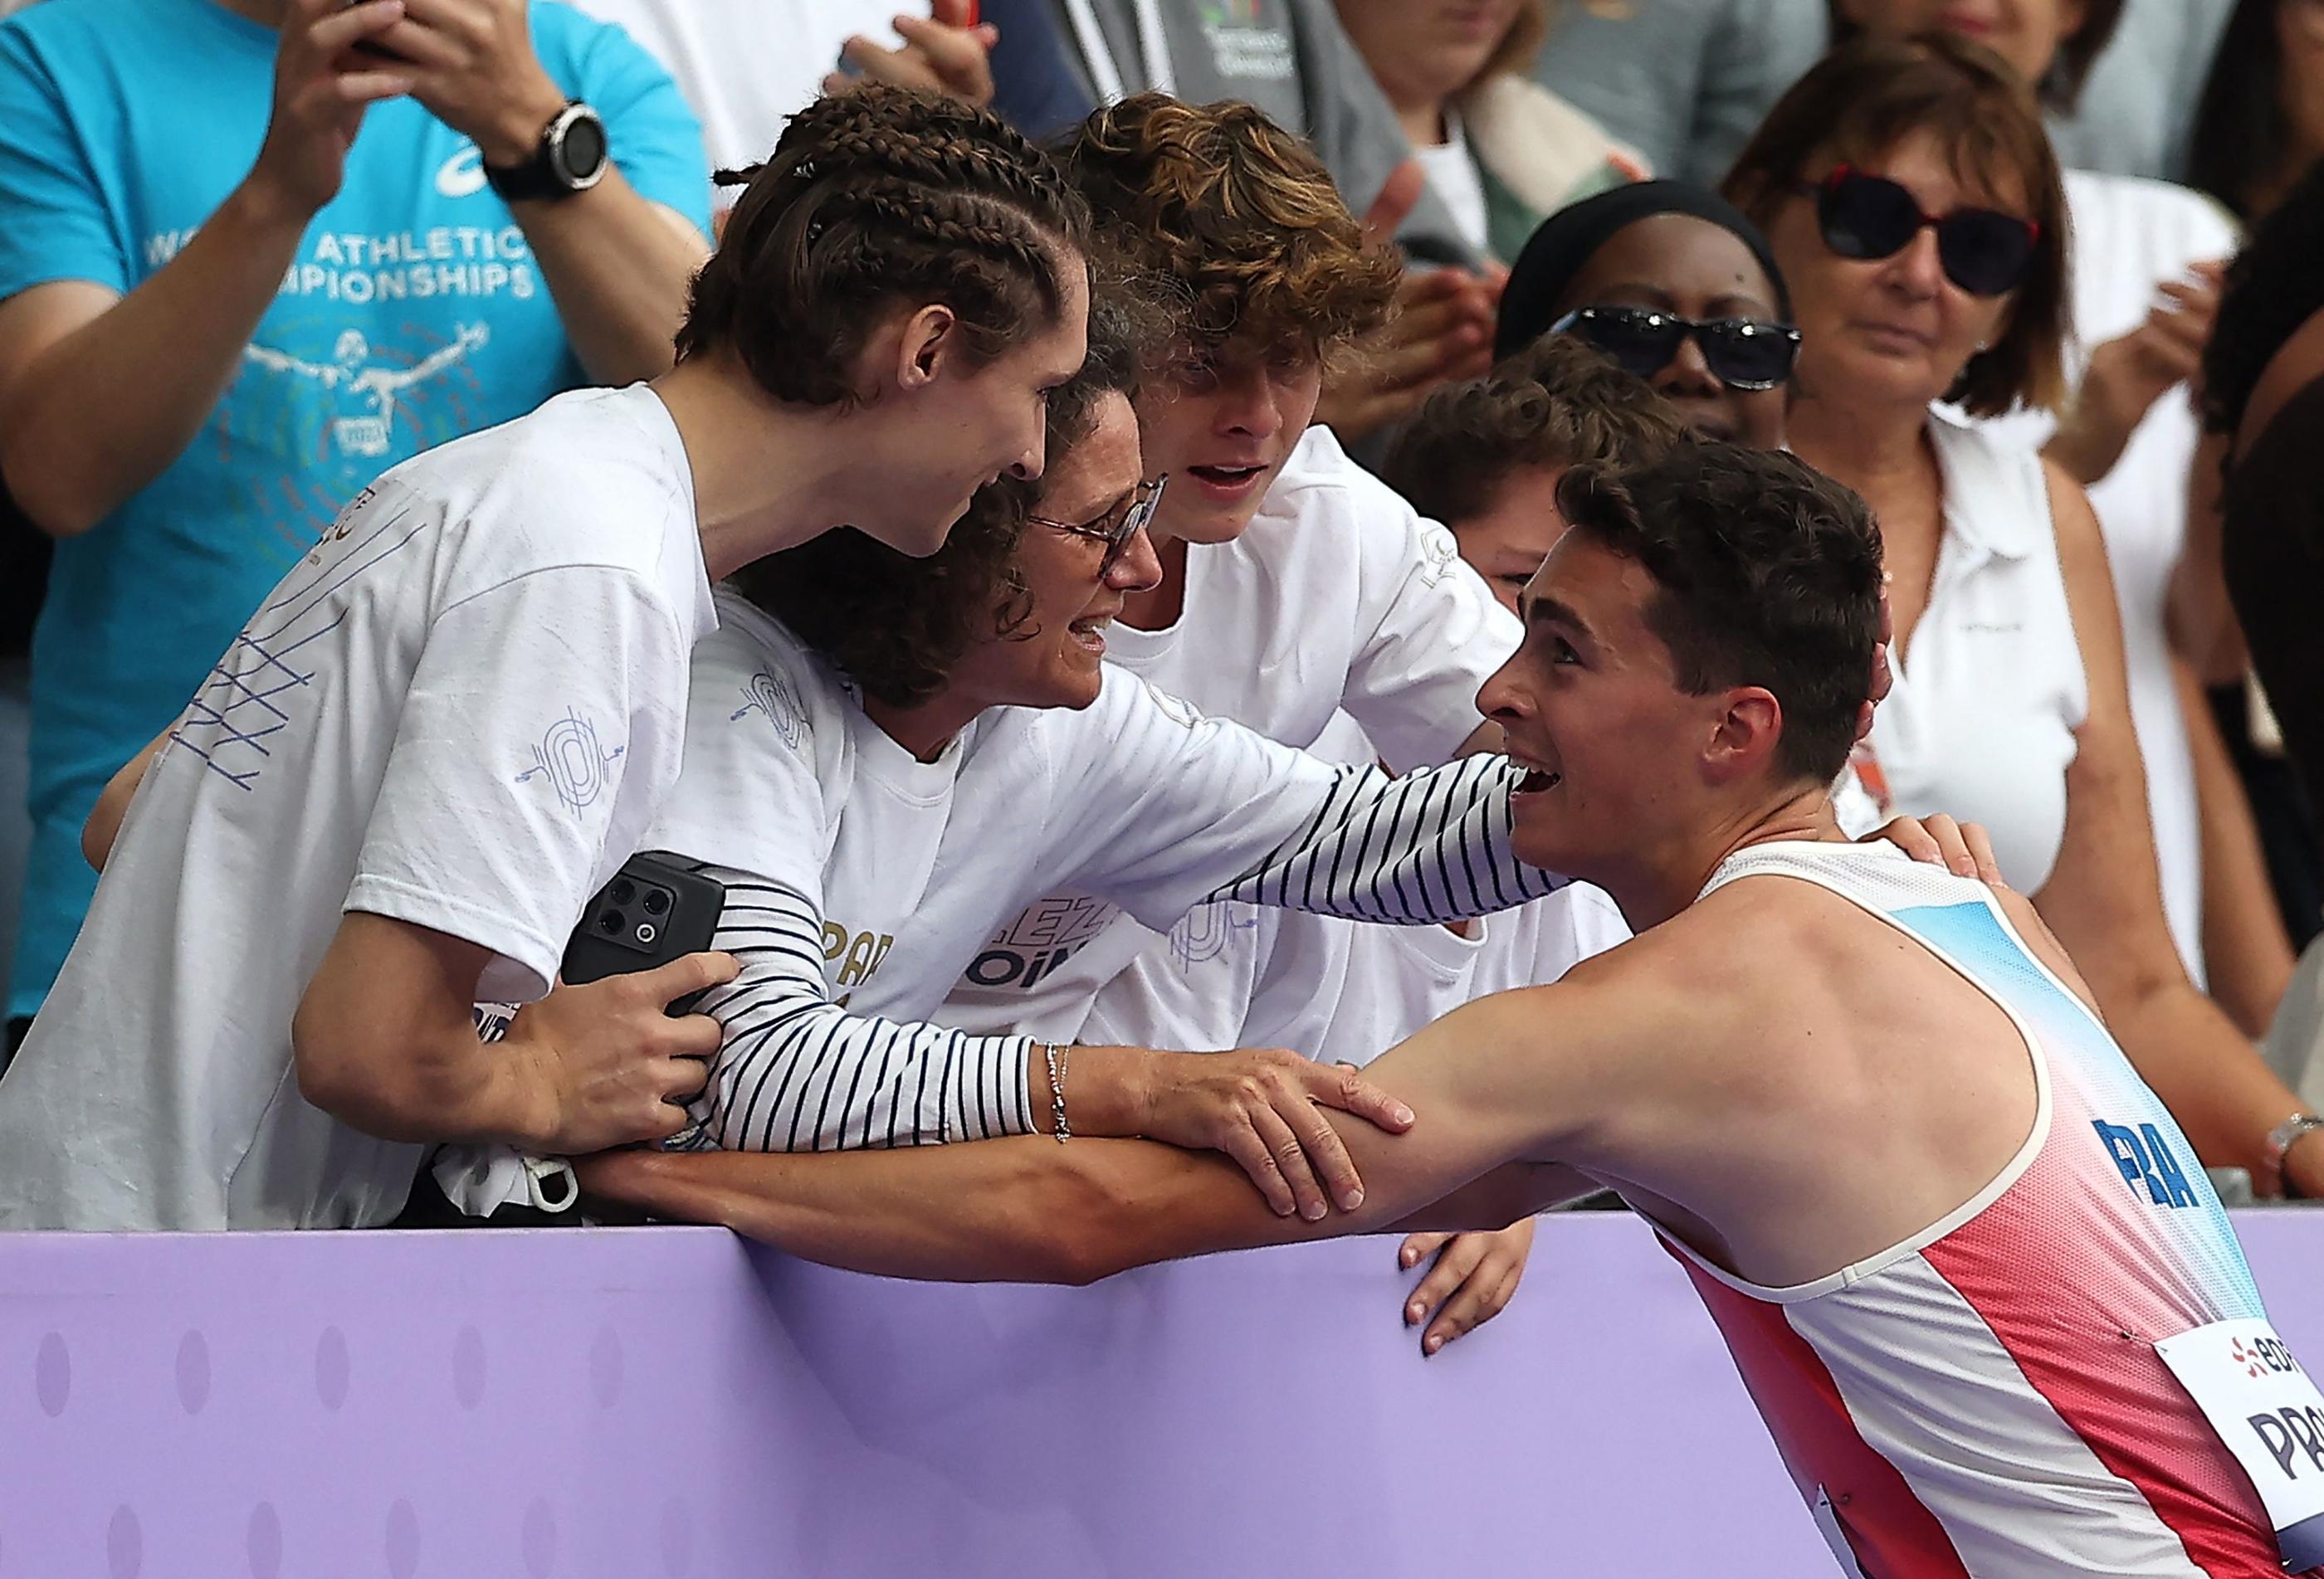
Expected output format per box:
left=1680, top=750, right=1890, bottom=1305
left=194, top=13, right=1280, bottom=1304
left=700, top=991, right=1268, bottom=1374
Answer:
left=945, top=390, right=1162, bottom=714
left=1478, top=532, right=1717, bottom=880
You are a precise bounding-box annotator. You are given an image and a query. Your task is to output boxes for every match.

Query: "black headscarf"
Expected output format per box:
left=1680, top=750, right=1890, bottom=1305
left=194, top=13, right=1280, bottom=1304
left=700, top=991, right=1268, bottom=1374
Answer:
left=1494, top=180, right=1794, bottom=362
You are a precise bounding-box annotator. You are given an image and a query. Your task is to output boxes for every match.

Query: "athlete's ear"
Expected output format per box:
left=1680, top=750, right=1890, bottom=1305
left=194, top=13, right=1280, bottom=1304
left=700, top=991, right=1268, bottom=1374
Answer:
left=893, top=304, right=959, bottom=392
left=1702, top=685, right=1784, bottom=786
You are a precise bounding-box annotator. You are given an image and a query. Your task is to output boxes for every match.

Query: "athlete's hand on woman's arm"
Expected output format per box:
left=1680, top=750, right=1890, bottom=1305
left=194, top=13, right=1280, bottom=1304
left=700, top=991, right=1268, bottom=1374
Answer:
left=1862, top=812, right=2003, bottom=885
left=1398, top=1217, right=1535, bottom=1355
left=1057, top=1044, right=1416, bottom=1222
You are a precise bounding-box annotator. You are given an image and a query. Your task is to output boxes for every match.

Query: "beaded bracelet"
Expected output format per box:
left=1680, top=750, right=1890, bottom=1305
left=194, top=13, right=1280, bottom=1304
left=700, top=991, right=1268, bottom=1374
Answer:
left=1044, top=1041, right=1071, bottom=1143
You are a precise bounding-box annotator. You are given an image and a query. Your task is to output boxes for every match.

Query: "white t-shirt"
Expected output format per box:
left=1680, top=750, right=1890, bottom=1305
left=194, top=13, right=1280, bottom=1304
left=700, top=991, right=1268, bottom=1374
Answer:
left=1975, top=170, right=2238, bottom=979
left=569, top=0, right=929, bottom=193
left=0, top=386, right=712, bottom=1231
left=1411, top=113, right=1490, bottom=257
left=1853, top=410, right=2089, bottom=897
left=938, top=424, right=1524, bottom=1046
left=637, top=594, right=1564, bottom=1153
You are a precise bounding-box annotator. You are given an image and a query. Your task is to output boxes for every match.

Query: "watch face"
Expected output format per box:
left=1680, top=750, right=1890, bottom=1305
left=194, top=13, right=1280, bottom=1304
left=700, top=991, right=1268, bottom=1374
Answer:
left=557, top=112, right=608, bottom=185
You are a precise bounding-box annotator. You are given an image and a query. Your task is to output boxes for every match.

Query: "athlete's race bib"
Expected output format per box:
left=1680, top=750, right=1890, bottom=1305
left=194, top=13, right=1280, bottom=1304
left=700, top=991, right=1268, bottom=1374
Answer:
left=2156, top=1317, right=2324, bottom=1570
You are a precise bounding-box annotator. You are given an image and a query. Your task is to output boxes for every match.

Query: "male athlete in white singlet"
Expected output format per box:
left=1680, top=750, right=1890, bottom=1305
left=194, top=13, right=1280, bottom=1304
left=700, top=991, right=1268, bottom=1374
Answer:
left=587, top=443, right=2324, bottom=1577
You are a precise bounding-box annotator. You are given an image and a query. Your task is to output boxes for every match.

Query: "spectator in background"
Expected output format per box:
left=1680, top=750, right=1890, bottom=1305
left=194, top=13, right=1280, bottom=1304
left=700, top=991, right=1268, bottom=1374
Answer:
left=563, top=2, right=932, bottom=201
left=1531, top=0, right=1828, bottom=188
left=2185, top=0, right=2324, bottom=970
left=0, top=0, right=713, bottom=1050
left=1492, top=180, right=1798, bottom=450
left=2048, top=0, right=2234, bottom=182
left=566, top=1, right=1079, bottom=228
left=2190, top=0, right=2324, bottom=223
left=1838, top=0, right=2295, bottom=1036
left=2203, top=160, right=2324, bottom=1128
left=1314, top=0, right=1646, bottom=447
left=1725, top=34, right=2324, bottom=1196
left=1330, top=0, right=1644, bottom=265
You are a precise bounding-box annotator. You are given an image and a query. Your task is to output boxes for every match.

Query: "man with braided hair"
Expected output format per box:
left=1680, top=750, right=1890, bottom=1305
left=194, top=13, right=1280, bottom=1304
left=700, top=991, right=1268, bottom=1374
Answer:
left=0, top=85, right=1093, bottom=1232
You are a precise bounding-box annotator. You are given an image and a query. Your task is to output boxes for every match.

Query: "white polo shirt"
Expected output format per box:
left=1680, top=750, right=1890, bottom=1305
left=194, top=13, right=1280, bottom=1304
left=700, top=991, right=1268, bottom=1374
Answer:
left=1856, top=409, right=2089, bottom=897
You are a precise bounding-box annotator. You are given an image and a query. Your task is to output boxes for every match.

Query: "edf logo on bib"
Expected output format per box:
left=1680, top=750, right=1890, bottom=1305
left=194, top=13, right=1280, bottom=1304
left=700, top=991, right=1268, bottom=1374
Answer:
left=2092, top=1118, right=2198, bottom=1208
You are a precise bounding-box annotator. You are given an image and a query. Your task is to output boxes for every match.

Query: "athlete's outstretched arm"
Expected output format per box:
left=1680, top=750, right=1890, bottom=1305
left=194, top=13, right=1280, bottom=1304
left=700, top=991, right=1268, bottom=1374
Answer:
left=579, top=955, right=1675, bottom=1283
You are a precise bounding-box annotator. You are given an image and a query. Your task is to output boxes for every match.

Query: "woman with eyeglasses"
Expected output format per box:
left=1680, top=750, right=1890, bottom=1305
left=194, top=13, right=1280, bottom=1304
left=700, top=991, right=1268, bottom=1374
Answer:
left=1492, top=180, right=1800, bottom=451
left=1723, top=33, right=2324, bottom=1200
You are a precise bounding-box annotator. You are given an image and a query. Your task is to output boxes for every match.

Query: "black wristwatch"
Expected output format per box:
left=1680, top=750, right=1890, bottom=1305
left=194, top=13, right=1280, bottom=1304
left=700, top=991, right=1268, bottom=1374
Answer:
left=485, top=101, right=608, bottom=204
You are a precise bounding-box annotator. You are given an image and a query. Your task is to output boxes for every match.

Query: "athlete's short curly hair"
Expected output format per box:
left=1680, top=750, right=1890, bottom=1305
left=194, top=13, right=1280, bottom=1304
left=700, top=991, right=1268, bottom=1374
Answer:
left=733, top=294, right=1149, bottom=708
left=677, top=85, right=1091, bottom=407
left=1560, top=442, right=1883, bottom=787
left=1056, top=94, right=1398, bottom=370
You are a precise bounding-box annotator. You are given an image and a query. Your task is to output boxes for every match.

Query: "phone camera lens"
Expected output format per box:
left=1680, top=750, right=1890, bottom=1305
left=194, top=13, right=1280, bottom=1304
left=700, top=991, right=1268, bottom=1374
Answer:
left=610, top=880, right=636, bottom=906
left=598, top=911, right=622, bottom=934
left=642, top=889, right=671, bottom=916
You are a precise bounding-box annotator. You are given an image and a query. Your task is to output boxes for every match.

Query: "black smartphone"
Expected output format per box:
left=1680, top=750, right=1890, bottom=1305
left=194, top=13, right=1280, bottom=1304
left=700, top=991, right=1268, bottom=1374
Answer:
left=562, top=853, right=725, bottom=1013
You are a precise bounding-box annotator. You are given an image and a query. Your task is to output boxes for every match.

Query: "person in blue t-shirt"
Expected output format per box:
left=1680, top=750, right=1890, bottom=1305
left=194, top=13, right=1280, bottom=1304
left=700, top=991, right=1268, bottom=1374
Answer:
left=0, top=0, right=713, bottom=1050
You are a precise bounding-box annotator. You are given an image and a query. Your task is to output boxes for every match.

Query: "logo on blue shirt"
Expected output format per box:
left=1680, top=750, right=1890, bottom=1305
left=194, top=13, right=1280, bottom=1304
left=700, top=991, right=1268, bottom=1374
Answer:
left=2093, top=1118, right=2198, bottom=1208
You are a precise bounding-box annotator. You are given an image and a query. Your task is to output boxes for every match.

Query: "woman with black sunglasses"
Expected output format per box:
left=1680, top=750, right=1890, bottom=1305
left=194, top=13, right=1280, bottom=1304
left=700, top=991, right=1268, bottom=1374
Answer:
left=1493, top=179, right=1799, bottom=450
left=1838, top=1, right=2299, bottom=1055
left=1726, top=32, right=2324, bottom=1201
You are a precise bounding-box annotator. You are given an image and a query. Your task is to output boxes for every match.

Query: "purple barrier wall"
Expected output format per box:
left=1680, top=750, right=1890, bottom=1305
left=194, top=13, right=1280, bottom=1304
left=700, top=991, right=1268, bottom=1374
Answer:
left=4, top=1212, right=2322, bottom=1577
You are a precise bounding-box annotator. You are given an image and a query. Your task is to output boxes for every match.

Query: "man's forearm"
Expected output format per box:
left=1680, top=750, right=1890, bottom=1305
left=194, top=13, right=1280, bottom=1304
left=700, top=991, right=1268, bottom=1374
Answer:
left=583, top=1138, right=1555, bottom=1284
left=0, top=180, right=310, bottom=536
left=510, top=168, right=706, bottom=386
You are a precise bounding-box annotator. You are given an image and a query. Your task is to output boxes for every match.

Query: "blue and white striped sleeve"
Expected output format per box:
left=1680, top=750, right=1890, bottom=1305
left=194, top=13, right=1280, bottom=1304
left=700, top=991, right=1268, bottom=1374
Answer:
left=672, top=861, right=1039, bottom=1154
left=1203, top=754, right=1568, bottom=921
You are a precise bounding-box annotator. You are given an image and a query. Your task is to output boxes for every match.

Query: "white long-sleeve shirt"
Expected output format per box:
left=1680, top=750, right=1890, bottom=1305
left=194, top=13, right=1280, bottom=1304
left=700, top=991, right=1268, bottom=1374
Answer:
left=642, top=592, right=1565, bottom=1153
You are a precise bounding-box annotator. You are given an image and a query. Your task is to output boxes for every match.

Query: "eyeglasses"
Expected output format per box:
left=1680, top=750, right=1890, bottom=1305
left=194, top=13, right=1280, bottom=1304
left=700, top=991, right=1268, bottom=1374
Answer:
left=1551, top=306, right=1801, bottom=392
left=1028, top=475, right=1167, bottom=575
left=1794, top=165, right=2040, bottom=298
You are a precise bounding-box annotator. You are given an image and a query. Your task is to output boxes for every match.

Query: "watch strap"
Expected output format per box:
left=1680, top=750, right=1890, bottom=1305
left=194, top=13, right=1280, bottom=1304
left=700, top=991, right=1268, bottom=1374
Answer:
left=485, top=101, right=603, bottom=204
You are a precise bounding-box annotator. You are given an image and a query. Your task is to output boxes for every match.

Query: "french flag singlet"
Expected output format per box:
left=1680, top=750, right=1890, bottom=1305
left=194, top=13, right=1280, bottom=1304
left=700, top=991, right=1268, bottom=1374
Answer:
left=1662, top=841, right=2324, bottom=1578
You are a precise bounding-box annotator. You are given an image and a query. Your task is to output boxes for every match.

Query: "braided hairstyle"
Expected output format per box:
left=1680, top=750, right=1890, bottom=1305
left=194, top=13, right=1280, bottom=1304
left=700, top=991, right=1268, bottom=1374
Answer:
left=677, top=85, right=1091, bottom=407
left=735, top=290, right=1151, bottom=708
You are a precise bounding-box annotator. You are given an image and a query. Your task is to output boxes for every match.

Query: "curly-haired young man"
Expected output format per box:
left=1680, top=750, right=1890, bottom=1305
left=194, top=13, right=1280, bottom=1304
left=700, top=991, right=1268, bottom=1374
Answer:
left=937, top=91, right=1541, bottom=1343
left=0, top=85, right=1092, bottom=1232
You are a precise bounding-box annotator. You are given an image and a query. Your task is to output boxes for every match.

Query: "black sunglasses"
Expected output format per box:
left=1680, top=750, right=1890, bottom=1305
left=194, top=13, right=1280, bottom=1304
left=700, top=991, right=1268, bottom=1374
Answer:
left=1029, top=475, right=1167, bottom=575
left=1795, top=164, right=2040, bottom=298
left=1552, top=306, right=1801, bottom=392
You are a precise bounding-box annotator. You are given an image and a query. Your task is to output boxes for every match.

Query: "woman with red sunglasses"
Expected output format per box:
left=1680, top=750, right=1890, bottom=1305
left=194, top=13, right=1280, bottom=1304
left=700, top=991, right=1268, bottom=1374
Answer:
left=1725, top=33, right=2324, bottom=1201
